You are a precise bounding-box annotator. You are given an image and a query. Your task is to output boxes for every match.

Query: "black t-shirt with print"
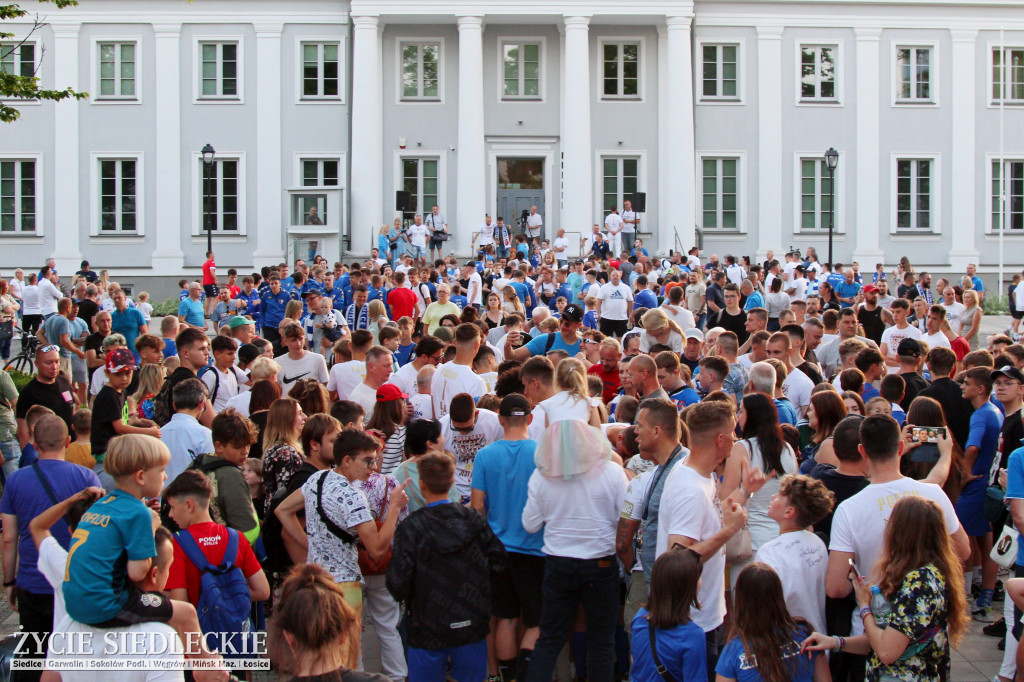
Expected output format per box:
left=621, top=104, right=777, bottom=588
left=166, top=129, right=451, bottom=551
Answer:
left=91, top=384, right=127, bottom=456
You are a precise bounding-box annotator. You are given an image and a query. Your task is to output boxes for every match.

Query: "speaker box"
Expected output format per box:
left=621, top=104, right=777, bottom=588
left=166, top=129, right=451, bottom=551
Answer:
left=631, top=192, right=647, bottom=213
left=396, top=190, right=413, bottom=213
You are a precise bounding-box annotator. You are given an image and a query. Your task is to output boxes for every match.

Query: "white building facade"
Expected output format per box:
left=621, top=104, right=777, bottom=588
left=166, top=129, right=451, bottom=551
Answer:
left=2, top=0, right=1024, bottom=291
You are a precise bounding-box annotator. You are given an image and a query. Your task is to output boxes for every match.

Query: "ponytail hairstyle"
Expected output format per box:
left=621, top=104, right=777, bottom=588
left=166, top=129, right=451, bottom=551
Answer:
left=641, top=308, right=684, bottom=340
left=555, top=357, right=589, bottom=404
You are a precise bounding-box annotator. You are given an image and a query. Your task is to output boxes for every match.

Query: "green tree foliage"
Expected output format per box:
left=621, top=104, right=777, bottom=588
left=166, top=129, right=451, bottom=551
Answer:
left=0, top=0, right=87, bottom=123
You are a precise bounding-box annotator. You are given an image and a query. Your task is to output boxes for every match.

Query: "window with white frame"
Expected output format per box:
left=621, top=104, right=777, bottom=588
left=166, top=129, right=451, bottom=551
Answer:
left=701, top=158, right=738, bottom=230
left=993, top=47, right=1024, bottom=104
left=502, top=41, right=540, bottom=99
left=602, top=157, right=638, bottom=215
left=602, top=42, right=640, bottom=99
left=98, top=42, right=136, bottom=99
left=799, top=158, right=835, bottom=231
left=895, top=46, right=931, bottom=102
left=401, top=158, right=438, bottom=215
left=993, top=159, right=1024, bottom=232
left=301, top=42, right=340, bottom=99
left=98, top=159, right=137, bottom=232
left=0, top=160, right=36, bottom=233
left=400, top=42, right=440, bottom=100
left=800, top=45, right=837, bottom=101
left=0, top=42, right=34, bottom=78
left=702, top=44, right=739, bottom=100
left=200, top=159, right=239, bottom=232
left=895, top=159, right=932, bottom=231
left=301, top=159, right=339, bottom=187
left=199, top=41, right=239, bottom=99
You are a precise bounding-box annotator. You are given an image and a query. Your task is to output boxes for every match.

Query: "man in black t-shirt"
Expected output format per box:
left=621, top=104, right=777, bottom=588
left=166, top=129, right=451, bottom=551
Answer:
left=15, top=347, right=74, bottom=444
left=993, top=365, right=1024, bottom=471
left=74, top=283, right=99, bottom=334
left=84, top=310, right=111, bottom=381
left=709, top=283, right=748, bottom=344
left=856, top=284, right=886, bottom=345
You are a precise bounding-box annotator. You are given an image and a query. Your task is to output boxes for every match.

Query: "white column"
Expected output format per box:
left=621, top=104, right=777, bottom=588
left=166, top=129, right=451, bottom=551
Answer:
left=151, top=22, right=184, bottom=273
left=456, top=15, right=486, bottom=257
left=51, top=24, right=81, bottom=271
left=853, top=28, right=884, bottom=264
left=252, top=22, right=285, bottom=266
left=661, top=15, right=695, bottom=254
left=949, top=28, right=980, bottom=269
left=657, top=28, right=670, bottom=248
left=561, top=16, right=592, bottom=238
left=756, top=26, right=784, bottom=262
left=350, top=15, right=383, bottom=256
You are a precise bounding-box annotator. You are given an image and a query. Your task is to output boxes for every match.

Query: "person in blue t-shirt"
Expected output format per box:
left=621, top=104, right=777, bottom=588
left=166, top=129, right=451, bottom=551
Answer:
left=259, top=276, right=295, bottom=344
left=470, top=394, right=544, bottom=682
left=633, top=276, right=659, bottom=312
left=654, top=351, right=700, bottom=410
left=505, top=304, right=585, bottom=362
left=742, top=280, right=764, bottom=311
left=835, top=269, right=862, bottom=308
left=715, top=563, right=823, bottom=682
left=631, top=549, right=707, bottom=682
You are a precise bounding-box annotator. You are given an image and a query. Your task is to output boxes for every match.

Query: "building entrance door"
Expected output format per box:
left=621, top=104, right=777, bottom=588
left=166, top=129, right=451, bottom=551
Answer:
left=496, top=158, right=544, bottom=240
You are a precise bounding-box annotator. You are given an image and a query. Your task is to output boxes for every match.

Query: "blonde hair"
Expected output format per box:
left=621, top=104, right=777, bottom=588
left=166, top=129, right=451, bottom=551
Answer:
left=642, top=308, right=684, bottom=338
left=962, top=289, right=979, bottom=308
left=105, top=434, right=171, bottom=478
left=555, top=357, right=590, bottom=403
left=130, top=364, right=166, bottom=405
left=249, top=357, right=282, bottom=382
left=368, top=299, right=388, bottom=323
left=284, top=299, right=303, bottom=321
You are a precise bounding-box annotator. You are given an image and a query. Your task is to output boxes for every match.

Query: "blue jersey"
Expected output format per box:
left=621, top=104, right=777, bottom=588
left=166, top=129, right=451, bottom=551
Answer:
left=450, top=294, right=468, bottom=311
left=668, top=385, right=701, bottom=410
left=260, top=289, right=294, bottom=328
left=234, top=289, right=261, bottom=323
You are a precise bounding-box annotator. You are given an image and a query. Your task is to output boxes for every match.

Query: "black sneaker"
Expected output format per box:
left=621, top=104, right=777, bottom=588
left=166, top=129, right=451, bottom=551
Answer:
left=999, top=635, right=1006, bottom=651
left=973, top=583, right=982, bottom=600
left=995, top=581, right=1006, bottom=602
left=984, top=617, right=1006, bottom=637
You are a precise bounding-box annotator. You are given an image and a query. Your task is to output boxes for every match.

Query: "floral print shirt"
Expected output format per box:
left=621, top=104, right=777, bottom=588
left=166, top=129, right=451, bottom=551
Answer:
left=352, top=472, right=407, bottom=524
left=262, top=443, right=303, bottom=514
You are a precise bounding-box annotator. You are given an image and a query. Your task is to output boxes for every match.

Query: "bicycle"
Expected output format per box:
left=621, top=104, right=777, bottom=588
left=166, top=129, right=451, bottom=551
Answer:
left=4, top=326, right=37, bottom=374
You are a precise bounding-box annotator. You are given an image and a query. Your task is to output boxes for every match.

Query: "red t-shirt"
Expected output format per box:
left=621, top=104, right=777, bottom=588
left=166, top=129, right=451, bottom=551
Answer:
left=202, top=259, right=217, bottom=285
left=388, top=287, right=419, bottom=322
left=227, top=285, right=241, bottom=299
left=588, top=363, right=621, bottom=404
left=165, top=521, right=263, bottom=606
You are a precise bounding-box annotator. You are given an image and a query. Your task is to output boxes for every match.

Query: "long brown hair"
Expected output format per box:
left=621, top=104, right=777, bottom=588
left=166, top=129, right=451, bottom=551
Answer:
left=264, top=398, right=303, bottom=453
left=730, top=563, right=811, bottom=682
left=289, top=378, right=330, bottom=417
left=366, top=397, right=406, bottom=440
left=810, top=390, right=847, bottom=444
left=874, top=496, right=968, bottom=646
left=903, top=396, right=964, bottom=503
left=645, top=548, right=701, bottom=629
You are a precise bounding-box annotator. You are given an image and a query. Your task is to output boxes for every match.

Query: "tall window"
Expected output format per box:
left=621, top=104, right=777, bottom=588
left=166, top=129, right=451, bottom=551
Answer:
left=98, top=42, right=136, bottom=99
left=0, top=42, right=34, bottom=78
left=602, top=42, right=639, bottom=99
left=0, top=160, right=36, bottom=233
left=201, top=159, right=239, bottom=232
left=702, top=44, right=738, bottom=100
left=502, top=42, right=540, bottom=99
left=401, top=42, right=440, bottom=100
left=895, top=159, right=931, bottom=230
left=302, top=159, right=339, bottom=187
left=993, top=47, right=1024, bottom=104
left=302, top=42, right=339, bottom=99
left=402, top=158, right=438, bottom=214
left=993, top=160, right=1024, bottom=232
left=896, top=47, right=931, bottom=102
left=800, top=45, right=837, bottom=101
left=199, top=41, right=238, bottom=99
left=800, top=158, right=834, bottom=231
left=99, top=159, right=137, bottom=232
left=701, top=158, right=738, bottom=230
left=602, top=157, right=638, bottom=215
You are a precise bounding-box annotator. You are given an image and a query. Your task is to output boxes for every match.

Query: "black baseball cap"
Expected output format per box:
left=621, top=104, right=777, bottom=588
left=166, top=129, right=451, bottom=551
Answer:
left=992, top=366, right=1024, bottom=383
left=897, top=338, right=922, bottom=358
left=562, top=303, right=584, bottom=323
left=499, top=393, right=532, bottom=417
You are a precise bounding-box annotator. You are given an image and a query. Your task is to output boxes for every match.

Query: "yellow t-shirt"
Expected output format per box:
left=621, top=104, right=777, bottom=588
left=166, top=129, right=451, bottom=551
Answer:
left=65, top=441, right=95, bottom=469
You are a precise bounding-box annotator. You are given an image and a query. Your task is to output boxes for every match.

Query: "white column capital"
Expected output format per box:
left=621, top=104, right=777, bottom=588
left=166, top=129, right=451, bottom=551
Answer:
left=664, top=14, right=693, bottom=30
left=456, top=15, right=484, bottom=30
left=563, top=15, right=591, bottom=30
left=950, top=28, right=979, bottom=43
left=152, top=22, right=181, bottom=36
left=756, top=25, right=784, bottom=39
left=351, top=14, right=380, bottom=29
left=49, top=22, right=80, bottom=38
left=253, top=21, right=284, bottom=36
left=854, top=26, right=882, bottom=41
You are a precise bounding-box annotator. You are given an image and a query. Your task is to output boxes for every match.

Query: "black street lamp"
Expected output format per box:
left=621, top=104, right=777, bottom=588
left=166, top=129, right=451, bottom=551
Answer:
left=202, top=144, right=216, bottom=255
left=824, top=147, right=839, bottom=267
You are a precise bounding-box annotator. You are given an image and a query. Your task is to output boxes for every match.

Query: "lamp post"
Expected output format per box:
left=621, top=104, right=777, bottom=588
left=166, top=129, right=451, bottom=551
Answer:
left=201, top=144, right=216, bottom=254
left=824, top=147, right=839, bottom=267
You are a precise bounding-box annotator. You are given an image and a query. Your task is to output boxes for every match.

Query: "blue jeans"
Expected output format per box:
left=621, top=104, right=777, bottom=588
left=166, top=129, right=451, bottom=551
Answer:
left=697, top=313, right=707, bottom=331
left=621, top=232, right=636, bottom=255
left=525, top=555, right=619, bottom=682
left=407, top=639, right=486, bottom=682
left=495, top=244, right=509, bottom=260
left=0, top=439, right=20, bottom=480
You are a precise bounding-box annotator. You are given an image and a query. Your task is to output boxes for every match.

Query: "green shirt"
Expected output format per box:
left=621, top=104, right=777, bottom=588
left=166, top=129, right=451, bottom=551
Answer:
left=0, top=370, right=18, bottom=442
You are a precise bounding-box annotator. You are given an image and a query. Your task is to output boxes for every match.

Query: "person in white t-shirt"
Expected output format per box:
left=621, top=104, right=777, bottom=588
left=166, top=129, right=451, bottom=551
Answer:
left=657, top=401, right=767, bottom=671
left=348, top=345, right=393, bottom=422
left=463, top=262, right=483, bottom=308
left=409, top=366, right=435, bottom=420
left=755, top=474, right=835, bottom=633
left=538, top=358, right=601, bottom=428
left=617, top=468, right=655, bottom=620
left=604, top=208, right=624, bottom=256
left=438, top=393, right=504, bottom=500
left=327, top=329, right=372, bottom=400
left=407, top=215, right=429, bottom=266
left=388, top=336, right=444, bottom=398
left=225, top=357, right=280, bottom=416
left=920, top=303, right=953, bottom=350
left=275, top=324, right=329, bottom=394
left=431, top=323, right=486, bottom=418
left=940, top=287, right=965, bottom=335
left=766, top=332, right=813, bottom=417
left=552, top=228, right=570, bottom=267
left=879, top=299, right=922, bottom=374
left=526, top=206, right=544, bottom=241
left=474, top=216, right=496, bottom=250
left=825, top=415, right=970, bottom=636
left=595, top=268, right=633, bottom=338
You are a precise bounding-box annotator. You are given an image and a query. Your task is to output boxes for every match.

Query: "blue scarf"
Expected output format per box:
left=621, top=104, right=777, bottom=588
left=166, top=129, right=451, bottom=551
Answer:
left=346, top=303, right=370, bottom=330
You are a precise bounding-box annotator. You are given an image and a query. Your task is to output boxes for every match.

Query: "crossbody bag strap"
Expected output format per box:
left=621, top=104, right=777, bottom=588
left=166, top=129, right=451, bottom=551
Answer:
left=647, top=623, right=678, bottom=682
left=31, top=464, right=73, bottom=528
left=315, top=472, right=357, bottom=544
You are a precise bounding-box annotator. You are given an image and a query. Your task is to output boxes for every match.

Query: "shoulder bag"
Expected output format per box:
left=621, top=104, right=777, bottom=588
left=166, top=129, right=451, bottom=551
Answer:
left=724, top=441, right=754, bottom=563
left=647, top=622, right=678, bottom=682
left=357, top=484, right=393, bottom=576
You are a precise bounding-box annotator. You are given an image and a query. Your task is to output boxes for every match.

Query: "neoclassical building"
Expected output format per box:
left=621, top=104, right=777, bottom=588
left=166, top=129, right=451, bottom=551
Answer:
left=1, top=0, right=1023, bottom=291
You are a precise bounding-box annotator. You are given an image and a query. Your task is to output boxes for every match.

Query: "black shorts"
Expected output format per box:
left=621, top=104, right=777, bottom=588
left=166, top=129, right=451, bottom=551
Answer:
left=429, top=237, right=446, bottom=250
left=203, top=284, right=219, bottom=299
left=1013, top=309, right=1024, bottom=320
left=490, top=552, right=545, bottom=627
left=599, top=318, right=628, bottom=338
left=93, top=584, right=174, bottom=628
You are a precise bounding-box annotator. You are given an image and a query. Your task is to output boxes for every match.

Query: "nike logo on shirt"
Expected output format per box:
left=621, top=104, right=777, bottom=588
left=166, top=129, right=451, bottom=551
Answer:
left=282, top=372, right=310, bottom=383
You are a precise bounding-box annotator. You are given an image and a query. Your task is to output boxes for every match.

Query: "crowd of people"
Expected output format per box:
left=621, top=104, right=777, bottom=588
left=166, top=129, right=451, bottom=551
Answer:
left=1, top=239, right=1023, bottom=682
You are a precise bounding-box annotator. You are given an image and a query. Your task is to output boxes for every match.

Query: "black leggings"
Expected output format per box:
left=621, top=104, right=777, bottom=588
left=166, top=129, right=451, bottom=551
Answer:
left=22, top=314, right=42, bottom=338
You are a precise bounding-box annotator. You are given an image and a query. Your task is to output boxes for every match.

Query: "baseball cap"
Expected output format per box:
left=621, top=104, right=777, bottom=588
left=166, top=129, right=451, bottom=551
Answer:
left=301, top=289, right=321, bottom=298
left=685, top=328, right=705, bottom=342
left=464, top=260, right=477, bottom=268
left=499, top=393, right=532, bottom=417
left=376, top=384, right=408, bottom=402
left=229, top=315, right=255, bottom=329
left=992, top=365, right=1024, bottom=383
left=896, top=338, right=922, bottom=358
left=861, top=284, right=879, bottom=294
left=105, top=348, right=137, bottom=373
left=80, top=260, right=89, bottom=268
left=562, top=303, right=584, bottom=324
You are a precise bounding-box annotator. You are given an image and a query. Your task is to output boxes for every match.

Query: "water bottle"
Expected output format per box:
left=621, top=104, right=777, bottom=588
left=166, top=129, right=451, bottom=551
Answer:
left=870, top=585, right=891, bottom=627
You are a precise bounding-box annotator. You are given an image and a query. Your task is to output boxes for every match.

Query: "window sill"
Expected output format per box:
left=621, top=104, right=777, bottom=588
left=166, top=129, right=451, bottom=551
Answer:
left=298, top=97, right=344, bottom=105
left=399, top=97, right=443, bottom=104
left=600, top=96, right=643, bottom=103
left=92, top=97, right=142, bottom=106
left=889, top=232, right=942, bottom=242
left=0, top=234, right=44, bottom=243
left=797, top=99, right=842, bottom=107
left=190, top=235, right=248, bottom=243
left=89, top=234, right=146, bottom=244
left=792, top=232, right=845, bottom=240
left=501, top=96, right=543, bottom=103
left=894, top=99, right=936, bottom=106
left=698, top=97, right=743, bottom=106
left=194, top=97, right=243, bottom=105
left=989, top=100, right=1024, bottom=108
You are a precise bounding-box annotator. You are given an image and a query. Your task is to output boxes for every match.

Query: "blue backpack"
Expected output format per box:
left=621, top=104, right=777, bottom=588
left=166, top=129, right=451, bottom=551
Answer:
left=174, top=528, right=254, bottom=658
